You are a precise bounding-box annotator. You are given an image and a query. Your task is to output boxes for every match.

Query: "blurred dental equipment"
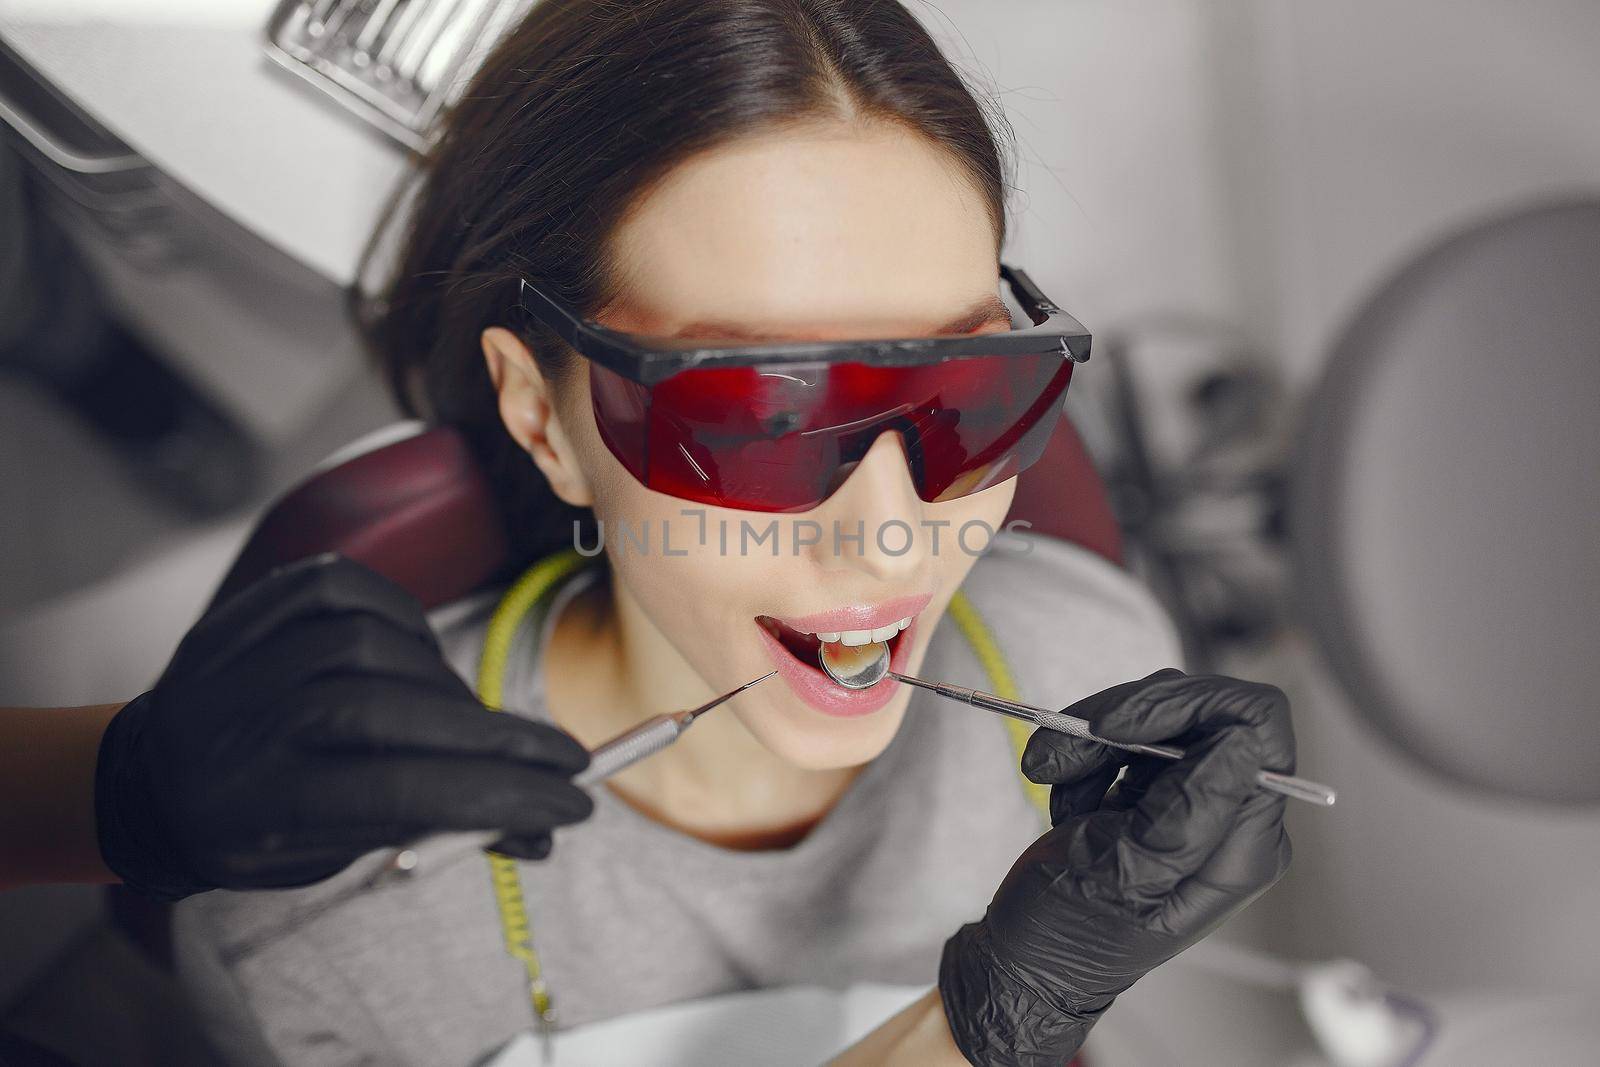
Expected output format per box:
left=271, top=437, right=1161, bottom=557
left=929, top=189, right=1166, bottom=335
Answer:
left=1179, top=944, right=1437, bottom=1067
left=1297, top=961, right=1437, bottom=1067
left=267, top=0, right=535, bottom=151
left=1291, top=199, right=1600, bottom=805
left=818, top=638, right=1337, bottom=806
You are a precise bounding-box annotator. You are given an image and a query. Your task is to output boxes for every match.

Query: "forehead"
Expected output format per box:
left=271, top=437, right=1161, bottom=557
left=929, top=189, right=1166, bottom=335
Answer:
left=601, top=122, right=1001, bottom=339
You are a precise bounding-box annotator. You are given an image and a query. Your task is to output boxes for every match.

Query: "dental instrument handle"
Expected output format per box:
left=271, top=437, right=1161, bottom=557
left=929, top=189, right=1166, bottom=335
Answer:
left=572, top=713, right=686, bottom=786
left=890, top=673, right=1336, bottom=807
left=372, top=674, right=782, bottom=876
left=1254, top=770, right=1339, bottom=807
left=571, top=669, right=777, bottom=787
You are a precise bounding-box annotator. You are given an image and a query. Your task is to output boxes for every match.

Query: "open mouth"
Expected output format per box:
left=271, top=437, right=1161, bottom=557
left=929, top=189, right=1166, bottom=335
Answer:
left=752, top=594, right=931, bottom=717
left=755, top=614, right=913, bottom=669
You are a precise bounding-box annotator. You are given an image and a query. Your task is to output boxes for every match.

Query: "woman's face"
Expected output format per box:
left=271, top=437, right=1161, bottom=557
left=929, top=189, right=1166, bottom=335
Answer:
left=491, top=121, right=1017, bottom=770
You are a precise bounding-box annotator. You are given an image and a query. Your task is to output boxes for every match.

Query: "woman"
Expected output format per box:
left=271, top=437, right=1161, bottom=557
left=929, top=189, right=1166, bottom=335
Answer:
left=172, top=2, right=1293, bottom=1064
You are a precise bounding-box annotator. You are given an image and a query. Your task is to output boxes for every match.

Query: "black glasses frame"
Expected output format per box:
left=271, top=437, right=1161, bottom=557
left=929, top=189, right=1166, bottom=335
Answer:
left=517, top=263, right=1090, bottom=387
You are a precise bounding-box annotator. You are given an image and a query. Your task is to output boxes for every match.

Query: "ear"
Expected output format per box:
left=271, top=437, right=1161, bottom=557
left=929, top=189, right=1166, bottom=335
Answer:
left=481, top=326, right=594, bottom=507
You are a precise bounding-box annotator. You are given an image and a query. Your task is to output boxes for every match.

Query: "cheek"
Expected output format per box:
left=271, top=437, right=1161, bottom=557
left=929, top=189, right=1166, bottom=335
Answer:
left=600, top=480, right=801, bottom=641
left=926, top=477, right=1018, bottom=583
left=563, top=366, right=811, bottom=650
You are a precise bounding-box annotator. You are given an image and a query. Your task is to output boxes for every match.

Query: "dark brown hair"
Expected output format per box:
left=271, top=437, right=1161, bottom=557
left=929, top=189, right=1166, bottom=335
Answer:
left=363, top=0, right=1014, bottom=568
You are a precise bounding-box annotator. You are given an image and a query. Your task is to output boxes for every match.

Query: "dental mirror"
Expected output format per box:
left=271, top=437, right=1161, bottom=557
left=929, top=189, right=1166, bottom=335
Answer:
left=819, top=640, right=891, bottom=689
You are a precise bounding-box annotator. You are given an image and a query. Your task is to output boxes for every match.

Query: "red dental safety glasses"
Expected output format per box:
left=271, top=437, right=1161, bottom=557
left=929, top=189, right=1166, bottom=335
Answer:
left=517, top=265, right=1090, bottom=513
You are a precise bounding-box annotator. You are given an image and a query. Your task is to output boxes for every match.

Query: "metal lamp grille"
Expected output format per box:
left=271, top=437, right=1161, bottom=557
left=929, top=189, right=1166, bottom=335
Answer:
left=266, top=0, right=534, bottom=151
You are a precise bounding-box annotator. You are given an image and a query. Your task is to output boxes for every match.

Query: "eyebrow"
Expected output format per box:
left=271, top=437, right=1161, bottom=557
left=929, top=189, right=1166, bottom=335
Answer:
left=669, top=293, right=1013, bottom=342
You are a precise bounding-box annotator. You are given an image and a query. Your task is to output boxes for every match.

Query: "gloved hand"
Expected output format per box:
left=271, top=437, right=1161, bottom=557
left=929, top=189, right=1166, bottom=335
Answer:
left=95, top=554, right=593, bottom=901
left=938, top=668, right=1295, bottom=1066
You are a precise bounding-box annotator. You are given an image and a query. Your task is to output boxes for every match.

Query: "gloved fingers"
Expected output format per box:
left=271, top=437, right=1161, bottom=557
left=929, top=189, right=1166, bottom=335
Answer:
left=205, top=825, right=560, bottom=887
left=195, top=607, right=464, bottom=700
left=298, top=675, right=591, bottom=773
left=192, top=766, right=589, bottom=881
left=1155, top=790, right=1291, bottom=937
left=164, top=555, right=437, bottom=682
left=1049, top=759, right=1121, bottom=825
left=1058, top=724, right=1260, bottom=903
left=1053, top=669, right=1187, bottom=733
left=1088, top=672, right=1296, bottom=775
left=1021, top=726, right=1118, bottom=787
left=200, top=843, right=368, bottom=891
left=292, top=753, right=595, bottom=839
left=163, top=620, right=467, bottom=748
left=1189, top=786, right=1291, bottom=892
left=1022, top=669, right=1185, bottom=814
left=1100, top=754, right=1166, bottom=813
left=485, top=833, right=554, bottom=861
left=1024, top=674, right=1196, bottom=823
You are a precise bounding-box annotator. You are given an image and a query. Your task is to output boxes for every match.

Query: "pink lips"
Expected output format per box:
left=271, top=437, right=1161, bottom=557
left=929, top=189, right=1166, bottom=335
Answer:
left=768, top=593, right=933, bottom=636
left=755, top=592, right=932, bottom=717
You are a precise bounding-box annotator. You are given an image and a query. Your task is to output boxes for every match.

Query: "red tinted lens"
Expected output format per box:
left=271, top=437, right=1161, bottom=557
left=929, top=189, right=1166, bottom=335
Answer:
left=589, top=352, right=1072, bottom=512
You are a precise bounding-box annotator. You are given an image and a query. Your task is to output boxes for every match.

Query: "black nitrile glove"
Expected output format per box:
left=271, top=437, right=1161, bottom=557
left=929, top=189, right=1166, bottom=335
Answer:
left=95, top=555, right=593, bottom=901
left=938, top=668, right=1295, bottom=1066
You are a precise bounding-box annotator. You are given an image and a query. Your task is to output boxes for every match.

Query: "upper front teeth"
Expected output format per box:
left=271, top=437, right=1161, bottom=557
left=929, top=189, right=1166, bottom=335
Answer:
left=813, top=617, right=912, bottom=646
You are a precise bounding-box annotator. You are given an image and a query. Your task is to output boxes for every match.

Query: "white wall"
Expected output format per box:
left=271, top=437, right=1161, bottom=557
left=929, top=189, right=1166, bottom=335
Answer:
left=922, top=0, right=1243, bottom=338
left=1228, top=0, right=1600, bottom=384
left=923, top=0, right=1600, bottom=383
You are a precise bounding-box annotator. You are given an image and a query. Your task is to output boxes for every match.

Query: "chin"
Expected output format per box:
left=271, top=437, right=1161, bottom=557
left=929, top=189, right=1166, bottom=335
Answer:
left=734, top=688, right=914, bottom=770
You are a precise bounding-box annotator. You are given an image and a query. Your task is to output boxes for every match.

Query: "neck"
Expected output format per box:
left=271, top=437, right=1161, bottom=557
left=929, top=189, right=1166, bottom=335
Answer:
left=541, top=570, right=858, bottom=849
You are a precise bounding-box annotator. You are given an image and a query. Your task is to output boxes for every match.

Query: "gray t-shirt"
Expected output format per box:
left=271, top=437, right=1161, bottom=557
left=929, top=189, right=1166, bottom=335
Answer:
left=172, top=533, right=1183, bottom=1067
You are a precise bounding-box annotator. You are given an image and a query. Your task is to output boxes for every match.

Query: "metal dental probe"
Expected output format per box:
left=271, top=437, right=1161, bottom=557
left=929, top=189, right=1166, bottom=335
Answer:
left=819, top=641, right=1336, bottom=807
left=571, top=669, right=777, bottom=786
left=367, top=670, right=779, bottom=884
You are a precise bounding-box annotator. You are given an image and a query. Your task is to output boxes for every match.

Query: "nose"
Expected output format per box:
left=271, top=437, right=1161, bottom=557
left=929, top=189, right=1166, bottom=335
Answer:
left=807, top=431, right=927, bottom=582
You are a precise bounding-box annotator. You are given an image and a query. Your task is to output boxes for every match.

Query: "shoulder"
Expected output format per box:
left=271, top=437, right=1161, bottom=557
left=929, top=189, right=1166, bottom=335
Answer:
left=173, top=837, right=489, bottom=964
left=952, top=530, right=1185, bottom=706
left=424, top=562, right=602, bottom=703
left=173, top=854, right=388, bottom=964
left=425, top=585, right=505, bottom=689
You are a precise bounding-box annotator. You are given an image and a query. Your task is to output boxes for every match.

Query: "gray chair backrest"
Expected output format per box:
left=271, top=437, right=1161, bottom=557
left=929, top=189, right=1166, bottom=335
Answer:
left=1293, top=198, right=1600, bottom=805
